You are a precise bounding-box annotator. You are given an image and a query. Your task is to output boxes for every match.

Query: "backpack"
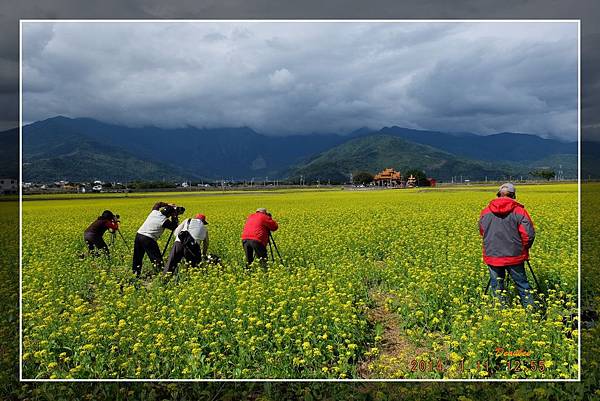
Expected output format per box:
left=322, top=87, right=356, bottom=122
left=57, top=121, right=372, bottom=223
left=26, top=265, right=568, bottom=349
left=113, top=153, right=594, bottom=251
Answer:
left=177, top=219, right=197, bottom=248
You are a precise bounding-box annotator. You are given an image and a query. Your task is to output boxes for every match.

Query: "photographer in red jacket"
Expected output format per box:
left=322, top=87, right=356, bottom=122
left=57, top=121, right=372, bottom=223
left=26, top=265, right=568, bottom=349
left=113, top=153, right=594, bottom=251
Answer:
left=479, top=183, right=535, bottom=307
left=241, top=208, right=278, bottom=269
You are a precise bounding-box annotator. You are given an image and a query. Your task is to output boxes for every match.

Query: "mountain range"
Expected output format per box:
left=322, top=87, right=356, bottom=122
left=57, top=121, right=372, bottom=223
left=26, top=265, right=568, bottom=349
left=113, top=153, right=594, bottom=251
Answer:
left=290, top=134, right=525, bottom=182
left=13, top=116, right=579, bottom=182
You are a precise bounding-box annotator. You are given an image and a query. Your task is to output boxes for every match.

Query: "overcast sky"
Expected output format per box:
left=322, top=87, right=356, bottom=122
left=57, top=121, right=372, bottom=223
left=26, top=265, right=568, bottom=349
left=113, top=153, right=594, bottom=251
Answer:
left=22, top=21, right=578, bottom=139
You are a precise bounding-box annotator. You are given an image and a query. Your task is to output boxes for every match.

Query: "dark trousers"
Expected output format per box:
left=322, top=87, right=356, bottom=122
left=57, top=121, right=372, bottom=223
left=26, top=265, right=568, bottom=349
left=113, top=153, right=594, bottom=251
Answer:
left=242, top=239, right=268, bottom=268
left=164, top=241, right=201, bottom=274
left=132, top=233, right=163, bottom=276
left=489, top=263, right=534, bottom=307
left=84, top=233, right=109, bottom=256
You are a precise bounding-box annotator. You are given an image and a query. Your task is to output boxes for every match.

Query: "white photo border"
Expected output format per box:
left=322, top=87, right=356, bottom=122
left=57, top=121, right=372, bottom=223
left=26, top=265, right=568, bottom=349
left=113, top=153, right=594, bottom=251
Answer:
left=19, top=18, right=582, bottom=383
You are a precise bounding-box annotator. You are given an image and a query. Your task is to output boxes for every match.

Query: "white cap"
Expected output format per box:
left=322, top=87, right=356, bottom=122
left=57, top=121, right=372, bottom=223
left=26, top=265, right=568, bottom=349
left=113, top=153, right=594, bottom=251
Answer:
left=498, top=182, right=516, bottom=196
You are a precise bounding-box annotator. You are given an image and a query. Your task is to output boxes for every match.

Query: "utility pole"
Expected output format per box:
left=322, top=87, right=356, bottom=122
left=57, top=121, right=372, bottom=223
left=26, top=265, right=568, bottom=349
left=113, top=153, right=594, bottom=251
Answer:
left=558, top=164, right=564, bottom=181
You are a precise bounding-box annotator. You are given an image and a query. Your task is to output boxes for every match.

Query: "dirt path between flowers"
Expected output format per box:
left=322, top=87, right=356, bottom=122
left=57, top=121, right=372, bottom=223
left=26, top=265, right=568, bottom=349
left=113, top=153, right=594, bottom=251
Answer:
left=358, top=291, right=430, bottom=378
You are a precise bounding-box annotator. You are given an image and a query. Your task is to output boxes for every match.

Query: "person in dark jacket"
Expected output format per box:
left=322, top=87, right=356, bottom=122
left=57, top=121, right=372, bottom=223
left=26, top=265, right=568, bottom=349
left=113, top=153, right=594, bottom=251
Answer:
left=132, top=202, right=180, bottom=276
left=83, top=210, right=119, bottom=256
left=479, top=183, right=535, bottom=307
left=241, top=208, right=278, bottom=269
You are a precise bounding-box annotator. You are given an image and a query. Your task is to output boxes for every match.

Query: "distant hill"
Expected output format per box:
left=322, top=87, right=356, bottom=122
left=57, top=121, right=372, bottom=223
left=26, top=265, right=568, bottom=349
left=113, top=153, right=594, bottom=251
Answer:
left=526, top=154, right=578, bottom=178
left=17, top=116, right=581, bottom=182
left=289, top=134, right=521, bottom=182
left=362, top=126, right=577, bottom=163
left=22, top=116, right=347, bottom=180
left=23, top=121, right=196, bottom=182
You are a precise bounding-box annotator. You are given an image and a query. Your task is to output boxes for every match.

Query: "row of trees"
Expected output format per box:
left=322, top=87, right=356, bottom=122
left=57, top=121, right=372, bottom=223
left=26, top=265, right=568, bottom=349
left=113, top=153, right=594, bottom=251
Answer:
left=529, top=169, right=556, bottom=181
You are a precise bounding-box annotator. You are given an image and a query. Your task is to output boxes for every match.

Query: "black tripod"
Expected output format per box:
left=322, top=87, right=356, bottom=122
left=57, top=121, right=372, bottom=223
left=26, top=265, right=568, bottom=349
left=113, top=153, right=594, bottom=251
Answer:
left=162, top=230, right=174, bottom=258
left=267, top=232, right=284, bottom=265
left=109, top=229, right=130, bottom=250
left=161, top=214, right=184, bottom=257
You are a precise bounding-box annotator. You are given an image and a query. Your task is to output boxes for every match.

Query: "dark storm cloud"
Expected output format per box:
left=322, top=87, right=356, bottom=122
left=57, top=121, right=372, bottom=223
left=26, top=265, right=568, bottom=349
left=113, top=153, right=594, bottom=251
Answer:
left=22, top=21, right=578, bottom=139
left=0, top=1, right=597, bottom=139
left=0, top=0, right=157, bottom=130
left=0, top=0, right=598, bottom=138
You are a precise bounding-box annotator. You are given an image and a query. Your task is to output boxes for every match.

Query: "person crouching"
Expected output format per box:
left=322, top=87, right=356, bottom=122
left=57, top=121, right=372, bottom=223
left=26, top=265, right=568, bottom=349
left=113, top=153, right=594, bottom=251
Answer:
left=164, top=213, right=209, bottom=274
left=83, top=210, right=118, bottom=257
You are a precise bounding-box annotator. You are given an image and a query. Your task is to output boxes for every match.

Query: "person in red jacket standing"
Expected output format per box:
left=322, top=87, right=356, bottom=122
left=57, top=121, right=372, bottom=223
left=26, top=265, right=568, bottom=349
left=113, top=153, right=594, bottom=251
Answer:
left=479, top=183, right=535, bottom=307
left=241, top=208, right=279, bottom=269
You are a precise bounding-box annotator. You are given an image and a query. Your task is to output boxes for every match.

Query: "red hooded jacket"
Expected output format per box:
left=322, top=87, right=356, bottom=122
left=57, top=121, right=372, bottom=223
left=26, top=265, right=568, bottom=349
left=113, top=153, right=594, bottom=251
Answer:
left=241, top=212, right=279, bottom=246
left=479, top=197, right=535, bottom=266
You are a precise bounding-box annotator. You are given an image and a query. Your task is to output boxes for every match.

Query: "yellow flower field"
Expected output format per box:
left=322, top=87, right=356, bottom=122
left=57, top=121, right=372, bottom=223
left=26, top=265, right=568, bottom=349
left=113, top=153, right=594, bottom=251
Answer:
left=21, top=184, right=579, bottom=379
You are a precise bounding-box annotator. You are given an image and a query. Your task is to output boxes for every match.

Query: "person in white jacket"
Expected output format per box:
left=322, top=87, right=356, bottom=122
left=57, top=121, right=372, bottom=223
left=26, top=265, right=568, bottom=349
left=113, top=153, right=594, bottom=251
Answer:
left=164, top=213, right=209, bottom=274
left=132, top=202, right=181, bottom=276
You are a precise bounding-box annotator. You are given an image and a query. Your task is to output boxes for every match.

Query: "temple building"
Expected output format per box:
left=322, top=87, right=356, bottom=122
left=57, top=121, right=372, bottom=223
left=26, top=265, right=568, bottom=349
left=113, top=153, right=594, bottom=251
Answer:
left=373, top=168, right=402, bottom=187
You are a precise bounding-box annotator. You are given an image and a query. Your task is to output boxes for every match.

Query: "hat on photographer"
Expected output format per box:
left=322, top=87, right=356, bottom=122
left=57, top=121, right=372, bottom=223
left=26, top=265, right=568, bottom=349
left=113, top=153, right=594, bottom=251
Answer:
left=195, top=213, right=208, bottom=224
left=497, top=182, right=516, bottom=198
left=100, top=210, right=115, bottom=220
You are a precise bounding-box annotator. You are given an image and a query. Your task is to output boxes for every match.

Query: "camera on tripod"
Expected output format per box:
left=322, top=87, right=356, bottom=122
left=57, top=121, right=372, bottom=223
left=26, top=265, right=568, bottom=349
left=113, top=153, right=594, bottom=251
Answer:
left=107, top=213, right=129, bottom=250
left=162, top=205, right=186, bottom=218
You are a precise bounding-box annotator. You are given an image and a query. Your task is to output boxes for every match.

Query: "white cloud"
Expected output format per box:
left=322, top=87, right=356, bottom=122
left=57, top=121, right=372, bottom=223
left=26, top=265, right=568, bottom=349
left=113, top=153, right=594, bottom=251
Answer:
left=22, top=21, right=578, bottom=140
left=269, top=68, right=295, bottom=90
